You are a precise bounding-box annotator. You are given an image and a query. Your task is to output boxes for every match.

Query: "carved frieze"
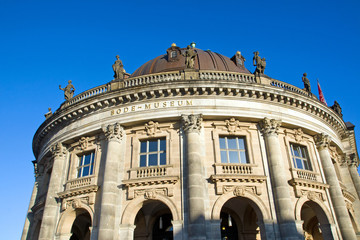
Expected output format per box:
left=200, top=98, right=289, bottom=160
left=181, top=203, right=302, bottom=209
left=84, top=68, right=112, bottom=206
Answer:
left=131, top=187, right=170, bottom=200
left=225, top=118, right=241, bottom=134
left=259, top=118, right=281, bottom=136
left=314, top=133, right=330, bottom=151
left=61, top=196, right=93, bottom=212
left=181, top=114, right=202, bottom=133
left=145, top=121, right=159, bottom=136
left=221, top=185, right=261, bottom=196
left=102, top=122, right=124, bottom=142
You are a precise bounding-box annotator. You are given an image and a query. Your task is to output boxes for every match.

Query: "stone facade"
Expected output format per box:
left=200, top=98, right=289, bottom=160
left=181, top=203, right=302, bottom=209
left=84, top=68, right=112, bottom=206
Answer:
left=22, top=45, right=360, bottom=240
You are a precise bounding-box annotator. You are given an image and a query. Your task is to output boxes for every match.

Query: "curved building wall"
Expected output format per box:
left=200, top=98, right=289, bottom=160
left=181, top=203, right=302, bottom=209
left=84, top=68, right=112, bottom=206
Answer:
left=22, top=67, right=360, bottom=240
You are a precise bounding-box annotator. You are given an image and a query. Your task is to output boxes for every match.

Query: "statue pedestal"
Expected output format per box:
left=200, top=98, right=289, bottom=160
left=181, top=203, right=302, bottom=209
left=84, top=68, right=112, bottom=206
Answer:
left=182, top=69, right=199, bottom=80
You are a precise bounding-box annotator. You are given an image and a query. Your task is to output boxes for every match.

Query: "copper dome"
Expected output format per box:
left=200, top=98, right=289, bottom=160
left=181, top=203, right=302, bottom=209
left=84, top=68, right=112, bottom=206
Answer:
left=130, top=48, right=251, bottom=77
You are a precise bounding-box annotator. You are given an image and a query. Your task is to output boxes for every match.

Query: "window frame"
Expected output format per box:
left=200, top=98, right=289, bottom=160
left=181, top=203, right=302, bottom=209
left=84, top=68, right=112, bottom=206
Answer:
left=290, top=143, right=313, bottom=171
left=139, top=138, right=167, bottom=167
left=77, top=151, right=96, bottom=178
left=219, top=136, right=249, bottom=164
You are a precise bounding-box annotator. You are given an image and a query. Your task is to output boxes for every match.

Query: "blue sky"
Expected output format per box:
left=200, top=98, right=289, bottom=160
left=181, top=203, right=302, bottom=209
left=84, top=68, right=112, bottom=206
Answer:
left=1, top=0, right=360, bottom=239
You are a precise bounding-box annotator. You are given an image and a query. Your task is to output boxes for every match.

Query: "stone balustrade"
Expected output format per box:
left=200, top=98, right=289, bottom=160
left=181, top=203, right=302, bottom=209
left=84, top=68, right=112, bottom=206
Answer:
left=124, top=72, right=181, bottom=88
left=66, top=176, right=96, bottom=190
left=295, top=169, right=318, bottom=181
left=199, top=71, right=256, bottom=83
left=214, top=163, right=255, bottom=175
left=129, top=165, right=173, bottom=179
left=270, top=79, right=310, bottom=97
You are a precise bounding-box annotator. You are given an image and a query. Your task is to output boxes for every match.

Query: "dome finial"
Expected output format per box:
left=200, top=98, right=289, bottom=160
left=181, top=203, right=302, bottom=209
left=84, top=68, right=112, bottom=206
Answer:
left=171, top=43, right=176, bottom=47
left=190, top=42, right=196, bottom=48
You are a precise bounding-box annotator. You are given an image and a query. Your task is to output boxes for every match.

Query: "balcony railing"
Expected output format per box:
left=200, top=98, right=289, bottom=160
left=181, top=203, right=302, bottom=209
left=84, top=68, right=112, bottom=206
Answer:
left=214, top=163, right=255, bottom=175
left=129, top=165, right=173, bottom=179
left=294, top=169, right=318, bottom=181
left=66, top=176, right=96, bottom=190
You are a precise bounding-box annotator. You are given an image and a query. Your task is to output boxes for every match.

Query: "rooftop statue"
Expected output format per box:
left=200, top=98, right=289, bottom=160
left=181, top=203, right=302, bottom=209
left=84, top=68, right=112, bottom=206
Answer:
left=59, top=80, right=75, bottom=101
left=302, top=73, right=311, bottom=93
left=183, top=45, right=197, bottom=69
left=331, top=101, right=343, bottom=118
left=112, top=55, right=125, bottom=79
left=253, top=51, right=266, bottom=77
left=44, top=107, right=52, bottom=119
left=235, top=51, right=245, bottom=66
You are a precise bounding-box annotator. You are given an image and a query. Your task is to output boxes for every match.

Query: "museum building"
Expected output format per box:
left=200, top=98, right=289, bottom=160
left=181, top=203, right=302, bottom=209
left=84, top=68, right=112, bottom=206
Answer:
left=22, top=43, right=360, bottom=240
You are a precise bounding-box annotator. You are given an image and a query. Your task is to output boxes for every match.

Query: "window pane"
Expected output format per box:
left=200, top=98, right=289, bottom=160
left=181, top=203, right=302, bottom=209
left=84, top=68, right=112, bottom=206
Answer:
left=140, top=155, right=146, bottom=167
left=219, top=138, right=226, bottom=149
left=148, top=154, right=157, bottom=166
left=160, top=153, right=166, bottom=165
left=149, top=140, right=157, bottom=152
left=160, top=139, right=166, bottom=151
left=229, top=151, right=239, bottom=163
left=82, top=166, right=90, bottom=177
left=90, top=164, right=94, bottom=175
left=240, top=151, right=248, bottom=164
left=221, top=151, right=228, bottom=163
left=293, top=147, right=300, bottom=157
left=140, top=141, right=147, bottom=153
left=301, top=147, right=308, bottom=158
left=296, top=158, right=303, bottom=169
left=84, top=154, right=91, bottom=165
left=227, top=138, right=237, bottom=150
left=238, top=138, right=245, bottom=150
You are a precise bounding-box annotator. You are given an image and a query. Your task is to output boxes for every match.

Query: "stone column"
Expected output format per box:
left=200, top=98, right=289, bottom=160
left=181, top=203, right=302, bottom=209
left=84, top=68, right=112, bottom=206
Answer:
left=182, top=114, right=206, bottom=240
left=172, top=220, right=184, bottom=240
left=97, top=122, right=124, bottom=240
left=259, top=118, right=301, bottom=240
left=119, top=224, right=136, bottom=240
left=314, top=133, right=357, bottom=240
left=38, top=143, right=67, bottom=240
left=348, top=154, right=360, bottom=199
left=21, top=180, right=38, bottom=240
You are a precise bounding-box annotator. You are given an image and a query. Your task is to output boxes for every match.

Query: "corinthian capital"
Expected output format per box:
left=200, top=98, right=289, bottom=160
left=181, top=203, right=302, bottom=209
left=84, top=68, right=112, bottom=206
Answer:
left=50, top=142, right=66, bottom=158
left=259, top=118, right=281, bottom=136
left=102, top=122, right=124, bottom=142
left=181, top=114, right=203, bottom=133
left=347, top=153, right=359, bottom=167
left=314, top=133, right=330, bottom=151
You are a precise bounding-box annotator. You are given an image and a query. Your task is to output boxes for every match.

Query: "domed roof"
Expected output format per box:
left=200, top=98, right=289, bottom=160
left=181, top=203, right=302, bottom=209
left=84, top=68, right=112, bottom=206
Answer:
left=131, top=47, right=251, bottom=77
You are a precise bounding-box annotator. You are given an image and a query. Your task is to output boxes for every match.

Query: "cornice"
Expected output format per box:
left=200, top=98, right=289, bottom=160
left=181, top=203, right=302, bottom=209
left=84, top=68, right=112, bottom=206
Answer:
left=33, top=72, right=347, bottom=158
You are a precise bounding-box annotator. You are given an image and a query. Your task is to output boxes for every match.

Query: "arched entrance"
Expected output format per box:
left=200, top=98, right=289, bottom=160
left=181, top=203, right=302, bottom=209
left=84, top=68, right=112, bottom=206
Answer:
left=220, top=197, right=261, bottom=240
left=300, top=201, right=333, bottom=240
left=134, top=199, right=174, bottom=240
left=69, top=210, right=92, bottom=240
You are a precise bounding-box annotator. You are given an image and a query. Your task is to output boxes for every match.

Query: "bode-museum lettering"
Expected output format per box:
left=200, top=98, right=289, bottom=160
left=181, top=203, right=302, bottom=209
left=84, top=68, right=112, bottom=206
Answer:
left=111, top=100, right=193, bottom=115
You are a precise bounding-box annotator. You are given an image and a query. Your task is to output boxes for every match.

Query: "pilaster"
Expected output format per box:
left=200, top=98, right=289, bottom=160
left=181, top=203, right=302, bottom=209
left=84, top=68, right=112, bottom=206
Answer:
left=97, top=123, right=125, bottom=240
left=314, top=133, right=357, bottom=240
left=181, top=114, right=207, bottom=240
left=38, top=143, right=67, bottom=240
left=259, top=117, right=301, bottom=240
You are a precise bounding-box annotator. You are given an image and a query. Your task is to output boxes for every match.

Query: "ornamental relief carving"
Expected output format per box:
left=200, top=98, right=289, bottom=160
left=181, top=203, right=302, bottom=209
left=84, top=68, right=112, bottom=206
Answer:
left=61, top=196, right=91, bottom=211
left=259, top=117, right=281, bottom=136
left=222, top=185, right=261, bottom=196
left=145, top=121, right=160, bottom=136
left=225, top=118, right=241, bottom=134
left=295, top=189, right=325, bottom=201
left=50, top=142, right=67, bottom=158
left=102, top=122, right=124, bottom=142
left=132, top=187, right=170, bottom=200
left=181, top=114, right=202, bottom=133
left=78, top=137, right=90, bottom=150
left=314, top=133, right=330, bottom=151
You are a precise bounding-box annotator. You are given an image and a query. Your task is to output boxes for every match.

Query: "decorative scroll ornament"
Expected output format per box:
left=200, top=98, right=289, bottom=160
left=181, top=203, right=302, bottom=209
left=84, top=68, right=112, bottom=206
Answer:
left=144, top=189, right=157, bottom=199
left=314, top=133, right=330, bottom=151
left=145, top=121, right=159, bottom=136
left=50, top=142, right=66, bottom=158
left=78, top=137, right=89, bottom=150
left=259, top=117, right=281, bottom=136
left=233, top=186, right=246, bottom=197
left=225, top=118, right=240, bottom=134
left=294, top=128, right=304, bottom=142
left=102, top=122, right=124, bottom=142
left=181, top=114, right=203, bottom=133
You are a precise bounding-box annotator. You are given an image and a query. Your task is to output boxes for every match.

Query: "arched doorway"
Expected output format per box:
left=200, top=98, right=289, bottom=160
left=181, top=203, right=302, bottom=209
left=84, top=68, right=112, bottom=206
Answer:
left=300, top=201, right=333, bottom=240
left=134, top=199, right=174, bottom=240
left=220, top=197, right=261, bottom=240
left=69, top=210, right=92, bottom=240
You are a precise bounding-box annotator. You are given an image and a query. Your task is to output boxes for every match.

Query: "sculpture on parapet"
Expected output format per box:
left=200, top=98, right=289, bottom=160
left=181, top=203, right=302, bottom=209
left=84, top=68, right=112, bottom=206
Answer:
left=331, top=101, right=343, bottom=118
left=59, top=80, right=75, bottom=101
left=44, top=108, right=52, bottom=119
left=112, top=55, right=125, bottom=79
left=183, top=45, right=197, bottom=69
left=302, top=73, right=311, bottom=93
left=253, top=51, right=266, bottom=77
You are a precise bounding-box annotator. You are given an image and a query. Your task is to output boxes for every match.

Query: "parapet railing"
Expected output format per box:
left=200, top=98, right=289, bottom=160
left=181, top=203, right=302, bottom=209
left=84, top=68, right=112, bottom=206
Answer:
left=123, top=72, right=182, bottom=87
left=293, top=168, right=318, bottom=181
left=58, top=71, right=316, bottom=110
left=214, top=163, right=255, bottom=175
left=66, top=176, right=96, bottom=190
left=129, top=165, right=173, bottom=179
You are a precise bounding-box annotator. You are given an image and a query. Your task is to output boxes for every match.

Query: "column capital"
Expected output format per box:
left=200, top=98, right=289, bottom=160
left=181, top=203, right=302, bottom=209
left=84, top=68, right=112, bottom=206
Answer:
left=50, top=142, right=66, bottom=158
left=102, top=122, right=124, bottom=143
left=314, top=133, right=330, bottom=151
left=259, top=117, right=281, bottom=136
left=181, top=114, right=202, bottom=133
left=347, top=153, right=359, bottom=167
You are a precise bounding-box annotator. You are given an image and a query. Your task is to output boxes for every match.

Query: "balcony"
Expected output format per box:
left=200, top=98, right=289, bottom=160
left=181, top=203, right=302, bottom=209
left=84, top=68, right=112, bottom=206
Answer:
left=58, top=176, right=98, bottom=199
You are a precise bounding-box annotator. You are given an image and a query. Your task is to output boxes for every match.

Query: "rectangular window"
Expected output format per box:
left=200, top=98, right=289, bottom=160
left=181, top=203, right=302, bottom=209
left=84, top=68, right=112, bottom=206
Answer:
left=77, top=152, right=95, bottom=178
left=139, top=138, right=166, bottom=167
left=219, top=136, right=249, bottom=164
left=290, top=143, right=312, bottom=171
